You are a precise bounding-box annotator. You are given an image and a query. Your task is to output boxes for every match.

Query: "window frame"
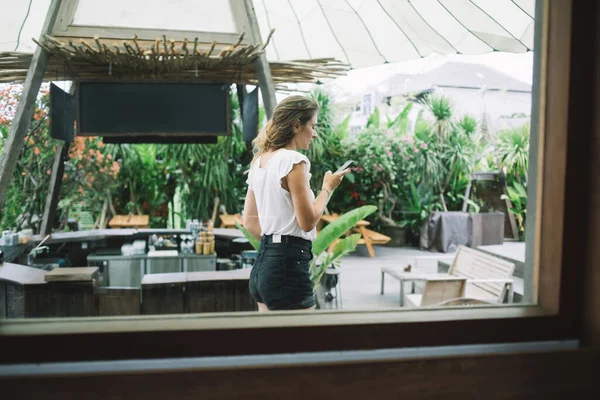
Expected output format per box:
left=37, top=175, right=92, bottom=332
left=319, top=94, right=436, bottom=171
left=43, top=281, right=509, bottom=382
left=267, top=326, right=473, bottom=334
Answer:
left=0, top=0, right=582, bottom=364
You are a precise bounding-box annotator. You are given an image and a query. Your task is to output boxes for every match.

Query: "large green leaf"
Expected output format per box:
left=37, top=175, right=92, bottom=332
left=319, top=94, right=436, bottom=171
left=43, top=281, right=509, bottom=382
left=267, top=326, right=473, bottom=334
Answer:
left=312, top=205, right=377, bottom=256
left=513, top=181, right=527, bottom=198
left=366, top=107, right=380, bottom=128
left=387, top=103, right=413, bottom=129
left=310, top=234, right=361, bottom=287
left=234, top=220, right=261, bottom=250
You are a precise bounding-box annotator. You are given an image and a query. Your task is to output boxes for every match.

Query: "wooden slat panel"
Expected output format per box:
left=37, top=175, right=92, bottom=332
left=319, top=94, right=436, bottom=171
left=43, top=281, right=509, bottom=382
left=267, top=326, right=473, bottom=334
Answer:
left=96, top=288, right=140, bottom=316
left=44, top=282, right=97, bottom=317
left=186, top=275, right=256, bottom=313
left=141, top=273, right=185, bottom=315
left=421, top=279, right=466, bottom=306
left=451, top=246, right=515, bottom=298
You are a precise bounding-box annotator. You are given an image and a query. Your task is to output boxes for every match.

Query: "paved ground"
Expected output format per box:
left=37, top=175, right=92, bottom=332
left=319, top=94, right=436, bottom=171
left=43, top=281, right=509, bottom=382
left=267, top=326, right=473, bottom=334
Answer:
left=320, top=242, right=526, bottom=311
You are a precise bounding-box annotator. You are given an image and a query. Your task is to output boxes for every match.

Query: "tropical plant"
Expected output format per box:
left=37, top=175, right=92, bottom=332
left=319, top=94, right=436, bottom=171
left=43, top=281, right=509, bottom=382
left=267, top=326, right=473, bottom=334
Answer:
left=304, top=89, right=349, bottom=195
left=418, top=95, right=453, bottom=140
left=236, top=205, right=377, bottom=289
left=495, top=123, right=530, bottom=184
left=366, top=107, right=381, bottom=128
left=398, top=183, right=442, bottom=238
left=342, top=129, right=396, bottom=226
left=501, top=181, right=527, bottom=240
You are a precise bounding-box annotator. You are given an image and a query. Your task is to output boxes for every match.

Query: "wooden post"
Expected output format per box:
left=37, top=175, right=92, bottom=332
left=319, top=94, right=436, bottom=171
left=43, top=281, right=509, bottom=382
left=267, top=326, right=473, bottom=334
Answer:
left=462, top=180, right=472, bottom=212
left=242, top=0, right=277, bottom=119
left=0, top=0, right=63, bottom=214
left=39, top=142, right=68, bottom=235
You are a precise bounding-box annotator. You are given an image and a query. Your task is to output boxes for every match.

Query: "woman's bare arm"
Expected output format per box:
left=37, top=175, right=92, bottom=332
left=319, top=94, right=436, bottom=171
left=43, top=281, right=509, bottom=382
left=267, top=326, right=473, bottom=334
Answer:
left=242, top=189, right=261, bottom=240
left=287, top=162, right=345, bottom=232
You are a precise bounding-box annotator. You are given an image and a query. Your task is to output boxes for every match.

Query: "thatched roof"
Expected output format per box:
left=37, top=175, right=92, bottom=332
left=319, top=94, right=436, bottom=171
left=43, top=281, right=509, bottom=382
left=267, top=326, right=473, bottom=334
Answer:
left=0, top=33, right=349, bottom=86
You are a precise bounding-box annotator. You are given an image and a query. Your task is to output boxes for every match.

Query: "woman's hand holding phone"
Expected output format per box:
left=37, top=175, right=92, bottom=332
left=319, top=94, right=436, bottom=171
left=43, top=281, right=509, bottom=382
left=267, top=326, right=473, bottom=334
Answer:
left=322, top=161, right=354, bottom=194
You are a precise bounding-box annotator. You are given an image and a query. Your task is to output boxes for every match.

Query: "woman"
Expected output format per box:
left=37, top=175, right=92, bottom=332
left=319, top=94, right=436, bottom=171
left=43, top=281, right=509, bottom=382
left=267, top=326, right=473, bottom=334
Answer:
left=243, top=95, right=348, bottom=311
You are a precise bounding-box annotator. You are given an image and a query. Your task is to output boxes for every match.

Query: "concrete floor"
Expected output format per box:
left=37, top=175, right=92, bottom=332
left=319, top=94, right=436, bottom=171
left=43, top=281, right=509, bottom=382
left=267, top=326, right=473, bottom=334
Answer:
left=321, top=242, right=526, bottom=311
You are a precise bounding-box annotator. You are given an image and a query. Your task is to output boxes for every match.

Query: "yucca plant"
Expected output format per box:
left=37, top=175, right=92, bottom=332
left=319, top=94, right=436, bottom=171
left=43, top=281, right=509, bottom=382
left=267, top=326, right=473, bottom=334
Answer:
left=495, top=123, right=529, bottom=184
left=236, top=205, right=377, bottom=289
left=418, top=94, right=453, bottom=140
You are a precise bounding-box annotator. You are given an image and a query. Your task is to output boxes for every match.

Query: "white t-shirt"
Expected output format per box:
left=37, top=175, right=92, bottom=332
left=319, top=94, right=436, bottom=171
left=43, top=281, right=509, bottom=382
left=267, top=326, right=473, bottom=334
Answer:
left=246, top=149, right=316, bottom=241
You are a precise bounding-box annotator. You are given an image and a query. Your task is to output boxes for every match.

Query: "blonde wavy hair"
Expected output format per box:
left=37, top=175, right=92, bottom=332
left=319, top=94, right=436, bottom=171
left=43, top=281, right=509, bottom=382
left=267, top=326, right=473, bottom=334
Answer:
left=251, top=95, right=319, bottom=162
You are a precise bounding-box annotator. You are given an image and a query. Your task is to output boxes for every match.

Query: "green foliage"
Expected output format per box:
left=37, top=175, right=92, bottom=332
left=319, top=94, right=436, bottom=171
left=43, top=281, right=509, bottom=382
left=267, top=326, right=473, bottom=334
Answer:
left=457, top=115, right=478, bottom=135
left=0, top=84, right=120, bottom=232
left=366, top=107, right=380, bottom=128
left=234, top=220, right=261, bottom=250
left=305, top=89, right=349, bottom=201
left=495, top=123, right=529, bottom=184
left=310, top=234, right=361, bottom=289
left=398, top=183, right=441, bottom=235
left=501, top=181, right=527, bottom=241
left=310, top=205, right=377, bottom=288
left=312, top=205, right=377, bottom=256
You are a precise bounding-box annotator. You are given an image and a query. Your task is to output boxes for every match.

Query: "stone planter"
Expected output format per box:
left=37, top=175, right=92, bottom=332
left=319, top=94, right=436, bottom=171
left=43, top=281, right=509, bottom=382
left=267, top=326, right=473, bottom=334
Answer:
left=381, top=225, right=407, bottom=247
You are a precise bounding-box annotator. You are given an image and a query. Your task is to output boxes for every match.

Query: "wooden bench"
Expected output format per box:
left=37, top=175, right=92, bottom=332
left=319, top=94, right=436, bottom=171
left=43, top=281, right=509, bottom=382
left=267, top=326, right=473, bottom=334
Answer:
left=381, top=246, right=515, bottom=307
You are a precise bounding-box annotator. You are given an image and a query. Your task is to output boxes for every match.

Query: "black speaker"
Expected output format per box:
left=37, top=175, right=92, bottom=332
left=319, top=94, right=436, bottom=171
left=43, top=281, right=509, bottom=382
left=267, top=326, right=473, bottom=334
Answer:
left=242, top=86, right=259, bottom=142
left=50, top=83, right=75, bottom=142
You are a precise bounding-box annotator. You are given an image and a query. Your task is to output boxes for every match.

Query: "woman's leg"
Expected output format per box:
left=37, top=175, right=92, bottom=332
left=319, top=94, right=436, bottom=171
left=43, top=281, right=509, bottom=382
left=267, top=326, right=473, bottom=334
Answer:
left=257, top=302, right=270, bottom=312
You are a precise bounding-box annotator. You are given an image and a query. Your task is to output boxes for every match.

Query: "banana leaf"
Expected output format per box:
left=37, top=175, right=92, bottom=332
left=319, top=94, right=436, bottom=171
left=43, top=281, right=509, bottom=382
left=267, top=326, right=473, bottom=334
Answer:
left=234, top=220, right=261, bottom=250
left=311, top=205, right=377, bottom=256
left=310, top=233, right=361, bottom=288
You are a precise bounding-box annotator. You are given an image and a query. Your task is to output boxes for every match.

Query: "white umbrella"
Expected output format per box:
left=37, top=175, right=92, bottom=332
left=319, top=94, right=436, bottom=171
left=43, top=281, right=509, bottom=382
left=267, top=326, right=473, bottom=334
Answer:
left=0, top=0, right=535, bottom=69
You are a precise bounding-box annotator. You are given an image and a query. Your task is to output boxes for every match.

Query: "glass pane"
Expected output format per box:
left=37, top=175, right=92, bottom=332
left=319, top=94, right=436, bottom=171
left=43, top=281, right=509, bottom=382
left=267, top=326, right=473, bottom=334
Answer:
left=0, top=0, right=542, bottom=321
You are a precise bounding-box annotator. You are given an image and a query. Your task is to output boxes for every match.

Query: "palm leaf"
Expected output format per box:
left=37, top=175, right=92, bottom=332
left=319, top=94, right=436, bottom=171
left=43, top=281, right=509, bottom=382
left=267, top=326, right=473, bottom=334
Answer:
left=311, top=205, right=377, bottom=256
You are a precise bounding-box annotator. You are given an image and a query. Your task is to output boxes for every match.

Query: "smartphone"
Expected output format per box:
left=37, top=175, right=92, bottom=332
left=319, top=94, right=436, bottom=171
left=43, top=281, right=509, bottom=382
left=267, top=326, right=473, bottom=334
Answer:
left=335, top=160, right=355, bottom=174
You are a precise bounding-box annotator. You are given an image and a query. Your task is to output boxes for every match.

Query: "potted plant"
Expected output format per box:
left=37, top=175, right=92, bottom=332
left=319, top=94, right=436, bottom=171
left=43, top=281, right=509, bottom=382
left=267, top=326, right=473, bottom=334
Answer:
left=236, top=205, right=377, bottom=291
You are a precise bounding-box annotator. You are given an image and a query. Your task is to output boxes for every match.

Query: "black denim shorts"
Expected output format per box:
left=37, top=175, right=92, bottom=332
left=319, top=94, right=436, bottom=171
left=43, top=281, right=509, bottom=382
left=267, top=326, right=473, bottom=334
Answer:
left=249, top=234, right=315, bottom=310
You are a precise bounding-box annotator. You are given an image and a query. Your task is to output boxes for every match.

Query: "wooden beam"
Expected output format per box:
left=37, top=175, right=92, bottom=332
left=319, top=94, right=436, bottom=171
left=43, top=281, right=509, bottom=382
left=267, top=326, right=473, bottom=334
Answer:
left=242, top=0, right=277, bottom=118
left=53, top=0, right=79, bottom=33
left=39, top=143, right=68, bottom=235
left=0, top=0, right=63, bottom=214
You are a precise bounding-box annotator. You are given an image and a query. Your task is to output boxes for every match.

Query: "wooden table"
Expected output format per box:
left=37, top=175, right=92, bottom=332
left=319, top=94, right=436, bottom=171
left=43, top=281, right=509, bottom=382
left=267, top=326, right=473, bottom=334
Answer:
left=219, top=214, right=242, bottom=229
left=109, top=214, right=149, bottom=228
left=318, top=214, right=379, bottom=257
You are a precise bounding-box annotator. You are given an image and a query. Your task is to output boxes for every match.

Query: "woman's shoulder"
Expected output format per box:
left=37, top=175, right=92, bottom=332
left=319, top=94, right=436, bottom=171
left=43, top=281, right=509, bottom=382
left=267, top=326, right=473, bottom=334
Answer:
left=280, top=149, right=310, bottom=164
